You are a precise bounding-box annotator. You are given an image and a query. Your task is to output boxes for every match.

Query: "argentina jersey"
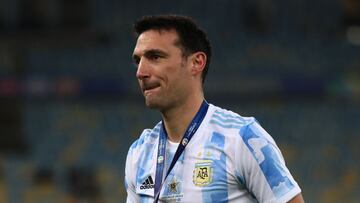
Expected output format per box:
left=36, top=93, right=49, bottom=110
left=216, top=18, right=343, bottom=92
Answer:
left=125, top=104, right=301, bottom=203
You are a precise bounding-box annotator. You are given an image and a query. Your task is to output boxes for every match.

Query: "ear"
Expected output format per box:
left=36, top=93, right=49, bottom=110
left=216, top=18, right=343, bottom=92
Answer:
left=190, top=52, right=207, bottom=76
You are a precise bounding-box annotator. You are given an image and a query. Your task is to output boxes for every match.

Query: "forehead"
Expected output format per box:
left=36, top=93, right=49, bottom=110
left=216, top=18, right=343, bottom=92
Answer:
left=133, top=29, right=180, bottom=54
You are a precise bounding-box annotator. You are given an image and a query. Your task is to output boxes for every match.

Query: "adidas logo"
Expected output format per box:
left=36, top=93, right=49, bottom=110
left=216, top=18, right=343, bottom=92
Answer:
left=140, top=176, right=155, bottom=190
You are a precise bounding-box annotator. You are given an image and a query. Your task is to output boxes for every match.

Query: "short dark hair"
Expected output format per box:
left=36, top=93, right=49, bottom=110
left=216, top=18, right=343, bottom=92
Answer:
left=134, top=15, right=212, bottom=84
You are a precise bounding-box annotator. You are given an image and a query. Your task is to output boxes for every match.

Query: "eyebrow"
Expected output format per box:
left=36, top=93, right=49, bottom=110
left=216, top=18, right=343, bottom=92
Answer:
left=133, top=49, right=169, bottom=61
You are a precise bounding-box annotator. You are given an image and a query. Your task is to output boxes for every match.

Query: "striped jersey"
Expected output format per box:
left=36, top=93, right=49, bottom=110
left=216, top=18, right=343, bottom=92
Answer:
left=125, top=104, right=301, bottom=203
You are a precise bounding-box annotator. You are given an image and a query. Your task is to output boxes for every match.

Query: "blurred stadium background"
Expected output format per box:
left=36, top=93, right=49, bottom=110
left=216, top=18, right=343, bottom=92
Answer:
left=0, top=0, right=359, bottom=202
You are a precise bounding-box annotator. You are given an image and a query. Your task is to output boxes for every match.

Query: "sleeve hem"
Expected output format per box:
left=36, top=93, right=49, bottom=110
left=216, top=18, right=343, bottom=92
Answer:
left=274, top=187, right=302, bottom=203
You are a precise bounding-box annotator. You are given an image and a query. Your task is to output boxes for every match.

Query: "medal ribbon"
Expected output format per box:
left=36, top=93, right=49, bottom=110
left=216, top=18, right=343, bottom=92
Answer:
left=153, top=100, right=209, bottom=203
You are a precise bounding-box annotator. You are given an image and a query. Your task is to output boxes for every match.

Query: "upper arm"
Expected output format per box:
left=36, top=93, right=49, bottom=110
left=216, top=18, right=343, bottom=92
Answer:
left=236, top=121, right=302, bottom=202
left=288, top=193, right=304, bottom=203
left=125, top=146, right=140, bottom=203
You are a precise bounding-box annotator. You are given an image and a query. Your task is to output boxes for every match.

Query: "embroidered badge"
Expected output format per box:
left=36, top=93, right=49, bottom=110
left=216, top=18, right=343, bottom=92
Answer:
left=162, top=177, right=183, bottom=202
left=193, top=160, right=213, bottom=186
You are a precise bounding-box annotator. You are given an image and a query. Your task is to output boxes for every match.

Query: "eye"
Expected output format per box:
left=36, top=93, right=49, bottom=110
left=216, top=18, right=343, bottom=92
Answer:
left=141, top=50, right=167, bottom=63
left=132, top=55, right=140, bottom=66
left=149, top=54, right=161, bottom=61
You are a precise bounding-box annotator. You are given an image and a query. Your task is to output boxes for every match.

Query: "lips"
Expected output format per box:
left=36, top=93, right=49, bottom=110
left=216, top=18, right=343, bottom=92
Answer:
left=142, top=82, right=161, bottom=94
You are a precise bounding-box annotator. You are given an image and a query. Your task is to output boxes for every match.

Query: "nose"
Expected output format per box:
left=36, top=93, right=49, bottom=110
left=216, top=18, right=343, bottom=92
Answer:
left=136, top=58, right=150, bottom=80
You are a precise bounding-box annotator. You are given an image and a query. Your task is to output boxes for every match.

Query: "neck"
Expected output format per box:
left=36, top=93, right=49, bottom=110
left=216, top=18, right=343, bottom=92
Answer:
left=161, top=94, right=204, bottom=143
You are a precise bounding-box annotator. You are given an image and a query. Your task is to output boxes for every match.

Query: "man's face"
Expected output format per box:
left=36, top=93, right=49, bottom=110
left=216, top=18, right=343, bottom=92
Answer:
left=132, top=29, right=193, bottom=111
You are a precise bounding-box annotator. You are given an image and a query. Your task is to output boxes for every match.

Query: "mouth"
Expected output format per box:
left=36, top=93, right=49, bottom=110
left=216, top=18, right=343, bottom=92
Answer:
left=142, top=83, right=161, bottom=95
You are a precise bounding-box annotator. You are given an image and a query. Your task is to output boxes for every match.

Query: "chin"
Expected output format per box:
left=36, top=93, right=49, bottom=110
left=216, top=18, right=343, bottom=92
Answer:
left=145, top=99, right=168, bottom=111
left=145, top=99, right=161, bottom=109
left=146, top=103, right=159, bottom=109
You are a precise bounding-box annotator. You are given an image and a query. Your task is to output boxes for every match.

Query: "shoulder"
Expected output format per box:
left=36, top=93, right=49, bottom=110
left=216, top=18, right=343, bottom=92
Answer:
left=206, top=104, right=277, bottom=153
left=125, top=122, right=161, bottom=189
left=207, top=104, right=258, bottom=137
left=128, top=121, right=162, bottom=153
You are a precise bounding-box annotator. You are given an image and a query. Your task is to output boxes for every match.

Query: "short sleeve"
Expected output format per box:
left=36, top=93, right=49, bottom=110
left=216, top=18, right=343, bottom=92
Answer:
left=235, top=121, right=301, bottom=203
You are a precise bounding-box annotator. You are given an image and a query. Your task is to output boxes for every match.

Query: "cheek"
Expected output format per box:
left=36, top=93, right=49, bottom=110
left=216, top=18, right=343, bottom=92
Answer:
left=162, top=60, right=190, bottom=88
left=169, top=71, right=191, bottom=93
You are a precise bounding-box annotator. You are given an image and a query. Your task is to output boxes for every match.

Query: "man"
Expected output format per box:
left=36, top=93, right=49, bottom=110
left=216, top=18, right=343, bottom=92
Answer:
left=125, top=15, right=304, bottom=203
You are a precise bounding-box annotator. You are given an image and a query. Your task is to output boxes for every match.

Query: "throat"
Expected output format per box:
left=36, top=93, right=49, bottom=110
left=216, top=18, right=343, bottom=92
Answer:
left=164, top=125, right=186, bottom=143
left=161, top=99, right=206, bottom=143
left=162, top=110, right=196, bottom=143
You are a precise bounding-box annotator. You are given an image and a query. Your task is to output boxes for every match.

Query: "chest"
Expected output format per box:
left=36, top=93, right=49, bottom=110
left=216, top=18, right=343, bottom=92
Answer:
left=135, top=133, right=240, bottom=202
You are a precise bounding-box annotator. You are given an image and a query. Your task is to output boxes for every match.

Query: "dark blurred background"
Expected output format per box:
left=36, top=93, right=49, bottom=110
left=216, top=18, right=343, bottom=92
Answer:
left=0, top=0, right=359, bottom=202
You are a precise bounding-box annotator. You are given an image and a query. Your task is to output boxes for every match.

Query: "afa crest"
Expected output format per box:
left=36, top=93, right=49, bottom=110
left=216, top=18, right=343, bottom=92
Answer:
left=193, top=160, right=213, bottom=186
